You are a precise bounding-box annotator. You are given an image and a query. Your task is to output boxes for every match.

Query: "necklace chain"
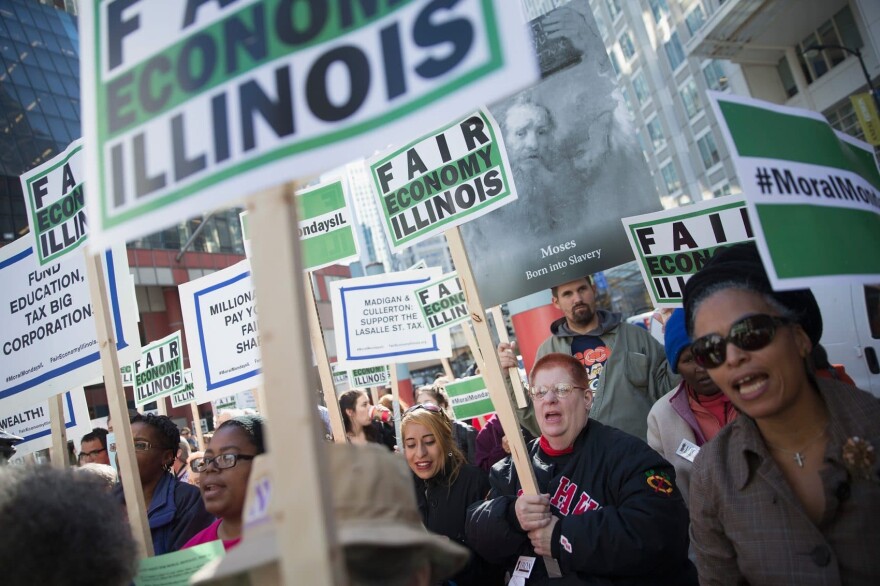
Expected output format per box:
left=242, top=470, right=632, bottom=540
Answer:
left=765, top=425, right=828, bottom=468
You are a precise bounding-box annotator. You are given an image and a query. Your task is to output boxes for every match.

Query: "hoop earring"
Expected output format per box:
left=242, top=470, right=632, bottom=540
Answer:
left=448, top=452, right=453, bottom=457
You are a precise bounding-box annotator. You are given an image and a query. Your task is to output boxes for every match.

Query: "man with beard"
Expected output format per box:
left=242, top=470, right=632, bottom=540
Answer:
left=499, top=277, right=677, bottom=441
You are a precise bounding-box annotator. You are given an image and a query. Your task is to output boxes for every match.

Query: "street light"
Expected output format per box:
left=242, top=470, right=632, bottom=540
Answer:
left=803, top=44, right=880, bottom=113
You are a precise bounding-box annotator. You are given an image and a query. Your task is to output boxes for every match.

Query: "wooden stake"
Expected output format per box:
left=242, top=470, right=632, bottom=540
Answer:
left=85, top=250, right=153, bottom=556
left=441, top=357, right=455, bottom=380
left=490, top=306, right=528, bottom=408
left=461, top=321, right=480, bottom=366
left=190, top=402, right=205, bottom=451
left=304, top=274, right=347, bottom=444
left=389, top=366, right=403, bottom=449
left=49, top=393, right=68, bottom=470
left=248, top=184, right=346, bottom=586
left=156, top=396, right=167, bottom=416
left=445, top=227, right=562, bottom=577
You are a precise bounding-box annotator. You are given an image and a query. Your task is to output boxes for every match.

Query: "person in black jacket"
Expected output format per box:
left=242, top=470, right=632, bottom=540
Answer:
left=402, top=403, right=504, bottom=585
left=466, top=353, right=696, bottom=585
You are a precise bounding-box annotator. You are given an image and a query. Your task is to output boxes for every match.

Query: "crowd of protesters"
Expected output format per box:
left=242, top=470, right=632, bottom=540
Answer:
left=1, top=242, right=878, bottom=585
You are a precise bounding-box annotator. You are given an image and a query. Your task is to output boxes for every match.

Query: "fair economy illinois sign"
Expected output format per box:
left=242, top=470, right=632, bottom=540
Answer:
left=710, top=92, right=880, bottom=289
left=80, top=0, right=539, bottom=250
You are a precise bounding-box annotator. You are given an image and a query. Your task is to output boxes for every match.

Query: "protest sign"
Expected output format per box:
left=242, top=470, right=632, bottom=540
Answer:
left=348, top=365, right=391, bottom=390
left=171, top=369, right=196, bottom=408
left=80, top=0, right=539, bottom=249
left=413, top=272, right=468, bottom=332
left=1, top=389, right=90, bottom=460
left=710, top=92, right=880, bottom=288
left=21, top=138, right=86, bottom=266
left=120, top=364, right=134, bottom=386
left=330, top=269, right=451, bottom=369
left=446, top=375, right=494, bottom=420
left=0, top=238, right=139, bottom=414
left=211, top=390, right=258, bottom=413
left=622, top=197, right=754, bottom=307
left=330, top=362, right=350, bottom=395
left=458, top=0, right=662, bottom=307
left=134, top=541, right=224, bottom=586
left=370, top=108, right=517, bottom=251
left=134, top=331, right=185, bottom=407
left=179, top=260, right=261, bottom=403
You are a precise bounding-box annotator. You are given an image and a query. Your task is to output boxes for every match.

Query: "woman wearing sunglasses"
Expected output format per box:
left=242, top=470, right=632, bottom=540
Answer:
left=401, top=403, right=502, bottom=585
left=684, top=243, right=880, bottom=585
left=182, top=415, right=266, bottom=551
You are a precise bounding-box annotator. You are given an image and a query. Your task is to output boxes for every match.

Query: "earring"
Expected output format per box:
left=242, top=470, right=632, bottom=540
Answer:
left=448, top=452, right=453, bottom=457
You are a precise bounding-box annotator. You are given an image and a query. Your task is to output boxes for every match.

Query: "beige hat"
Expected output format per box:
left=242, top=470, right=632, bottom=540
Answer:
left=332, top=443, right=469, bottom=581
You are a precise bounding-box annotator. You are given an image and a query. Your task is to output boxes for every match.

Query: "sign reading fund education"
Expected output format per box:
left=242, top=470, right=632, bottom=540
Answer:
left=134, top=331, right=185, bottom=407
left=710, top=92, right=880, bottom=289
left=622, top=197, right=754, bottom=307
left=80, top=0, right=539, bottom=249
left=370, top=109, right=517, bottom=251
left=21, top=139, right=87, bottom=266
left=445, top=375, right=494, bottom=420
left=330, top=269, right=451, bottom=369
left=0, top=238, right=139, bottom=414
left=413, top=272, right=469, bottom=332
left=179, top=260, right=261, bottom=403
left=1, top=389, right=91, bottom=460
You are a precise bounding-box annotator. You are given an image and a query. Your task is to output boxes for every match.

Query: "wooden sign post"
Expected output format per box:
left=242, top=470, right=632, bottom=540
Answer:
left=389, top=366, right=403, bottom=449
left=48, top=393, right=69, bottom=469
left=247, top=184, right=346, bottom=585
left=85, top=252, right=153, bottom=556
left=446, top=228, right=562, bottom=577
left=441, top=357, right=455, bottom=380
left=190, top=402, right=205, bottom=451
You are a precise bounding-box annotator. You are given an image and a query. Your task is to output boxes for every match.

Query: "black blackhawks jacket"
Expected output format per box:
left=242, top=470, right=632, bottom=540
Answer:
left=465, top=421, right=698, bottom=585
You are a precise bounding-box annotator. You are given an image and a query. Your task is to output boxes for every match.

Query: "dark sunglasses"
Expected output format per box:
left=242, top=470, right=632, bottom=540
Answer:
left=403, top=402, right=445, bottom=417
left=691, top=314, right=793, bottom=369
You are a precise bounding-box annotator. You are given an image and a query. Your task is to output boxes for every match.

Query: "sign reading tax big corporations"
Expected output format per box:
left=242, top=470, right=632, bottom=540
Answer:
left=445, top=375, right=494, bottom=420
left=134, top=331, right=185, bottom=407
left=330, top=268, right=451, bottom=369
left=0, top=238, right=139, bottom=414
left=370, top=108, right=517, bottom=251
left=348, top=366, right=391, bottom=390
left=171, top=370, right=196, bottom=408
left=622, top=197, right=754, bottom=307
left=413, top=272, right=469, bottom=332
left=21, top=138, right=86, bottom=266
left=0, top=389, right=91, bottom=460
left=709, top=92, right=880, bottom=289
left=80, top=0, right=539, bottom=249
left=179, top=260, right=261, bottom=404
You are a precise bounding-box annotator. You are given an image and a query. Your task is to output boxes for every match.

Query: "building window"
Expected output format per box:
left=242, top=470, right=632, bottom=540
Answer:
left=776, top=57, right=798, bottom=98
left=606, top=0, right=622, bottom=20
left=648, top=0, right=669, bottom=23
left=685, top=4, right=706, bottom=35
left=632, top=71, right=650, bottom=105
left=619, top=31, right=636, bottom=61
left=796, top=6, right=863, bottom=84
left=712, top=182, right=732, bottom=198
left=646, top=117, right=666, bottom=150
left=703, top=60, right=728, bottom=91
left=661, top=161, right=681, bottom=194
left=609, top=48, right=621, bottom=76
left=679, top=78, right=702, bottom=119
left=664, top=32, right=686, bottom=70
left=825, top=100, right=865, bottom=142
left=696, top=132, right=721, bottom=170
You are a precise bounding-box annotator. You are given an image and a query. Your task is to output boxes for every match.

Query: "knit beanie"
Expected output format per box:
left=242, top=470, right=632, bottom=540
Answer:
left=663, top=308, right=690, bottom=374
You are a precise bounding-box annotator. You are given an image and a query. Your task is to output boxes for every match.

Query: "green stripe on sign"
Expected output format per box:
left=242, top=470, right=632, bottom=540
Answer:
left=446, top=376, right=495, bottom=420
left=756, top=203, right=880, bottom=276
left=452, top=396, right=495, bottom=420
left=719, top=101, right=880, bottom=190
left=299, top=182, right=346, bottom=219
left=302, top=229, right=357, bottom=269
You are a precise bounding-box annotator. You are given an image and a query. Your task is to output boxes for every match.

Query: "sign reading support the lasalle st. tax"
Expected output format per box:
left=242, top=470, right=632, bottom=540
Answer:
left=413, top=272, right=469, bottom=332
left=370, top=108, right=517, bottom=251
left=622, top=197, right=754, bottom=307
left=330, top=268, right=451, bottom=369
left=0, top=237, right=139, bottom=414
left=134, top=331, right=185, bottom=407
left=21, top=138, right=87, bottom=266
left=80, top=0, right=539, bottom=249
left=445, top=375, right=494, bottom=420
left=0, top=389, right=91, bottom=460
left=710, top=92, right=880, bottom=289
left=179, top=260, right=261, bottom=403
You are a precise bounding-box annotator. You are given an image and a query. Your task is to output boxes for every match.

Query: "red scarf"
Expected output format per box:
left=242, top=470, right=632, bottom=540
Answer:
left=539, top=435, right=574, bottom=456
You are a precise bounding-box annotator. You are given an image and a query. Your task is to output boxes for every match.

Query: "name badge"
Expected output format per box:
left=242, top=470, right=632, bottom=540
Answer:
left=676, top=438, right=700, bottom=463
left=511, top=556, right=536, bottom=579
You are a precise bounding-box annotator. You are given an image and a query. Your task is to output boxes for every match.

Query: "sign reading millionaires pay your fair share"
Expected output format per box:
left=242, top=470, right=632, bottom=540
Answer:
left=371, top=109, right=517, bottom=251
left=134, top=331, right=185, bottom=408
left=622, top=197, right=754, bottom=307
left=709, top=92, right=880, bottom=288
left=80, top=0, right=539, bottom=249
left=21, top=138, right=86, bottom=266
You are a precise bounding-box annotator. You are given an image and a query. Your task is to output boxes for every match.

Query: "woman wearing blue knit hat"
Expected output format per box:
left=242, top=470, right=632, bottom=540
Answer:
left=647, top=308, right=737, bottom=507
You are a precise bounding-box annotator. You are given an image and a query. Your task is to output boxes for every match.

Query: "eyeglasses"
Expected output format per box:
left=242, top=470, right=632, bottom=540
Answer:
left=403, top=402, right=445, bottom=416
left=691, top=314, right=793, bottom=369
left=132, top=441, right=167, bottom=452
left=190, top=453, right=257, bottom=473
left=80, top=448, right=107, bottom=459
left=527, top=383, right=585, bottom=401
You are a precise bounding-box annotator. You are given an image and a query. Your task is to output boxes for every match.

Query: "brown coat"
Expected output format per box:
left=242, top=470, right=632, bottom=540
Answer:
left=689, top=379, right=880, bottom=585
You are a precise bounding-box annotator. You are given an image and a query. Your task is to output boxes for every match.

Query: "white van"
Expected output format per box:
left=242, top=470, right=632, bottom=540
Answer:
left=812, top=283, right=880, bottom=397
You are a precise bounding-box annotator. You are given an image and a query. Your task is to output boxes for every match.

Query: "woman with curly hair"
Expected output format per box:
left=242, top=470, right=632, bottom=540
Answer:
left=113, top=413, right=214, bottom=555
